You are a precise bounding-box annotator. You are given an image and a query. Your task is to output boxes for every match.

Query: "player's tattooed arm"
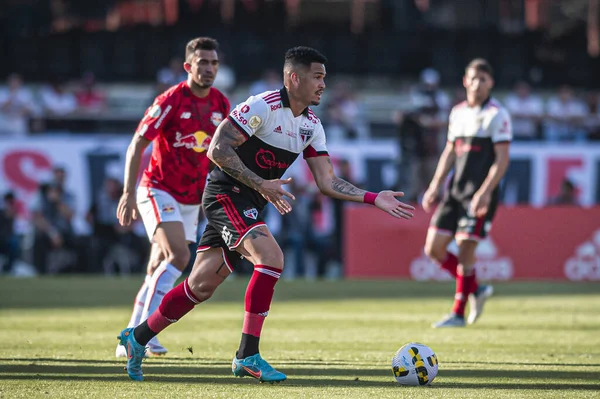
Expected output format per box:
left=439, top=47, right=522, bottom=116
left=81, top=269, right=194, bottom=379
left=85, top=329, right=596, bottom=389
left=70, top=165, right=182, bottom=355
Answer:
left=307, top=156, right=414, bottom=218
left=208, top=119, right=264, bottom=190
left=331, top=177, right=365, bottom=196
left=306, top=156, right=366, bottom=201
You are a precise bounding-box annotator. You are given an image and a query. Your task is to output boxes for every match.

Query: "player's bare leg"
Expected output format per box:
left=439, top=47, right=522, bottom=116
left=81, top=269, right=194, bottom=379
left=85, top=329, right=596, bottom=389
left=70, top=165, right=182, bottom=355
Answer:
left=147, top=242, right=167, bottom=275
left=116, top=243, right=166, bottom=358
left=230, top=225, right=286, bottom=383
left=132, top=247, right=226, bottom=344
left=140, top=221, right=191, bottom=355
left=424, top=228, right=456, bottom=277
left=186, top=249, right=232, bottom=299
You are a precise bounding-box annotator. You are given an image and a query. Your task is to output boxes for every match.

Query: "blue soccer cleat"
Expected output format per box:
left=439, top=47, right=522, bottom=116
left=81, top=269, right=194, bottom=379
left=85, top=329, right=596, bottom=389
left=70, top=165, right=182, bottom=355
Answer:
left=231, top=353, right=287, bottom=383
left=432, top=314, right=466, bottom=328
left=117, top=328, right=146, bottom=381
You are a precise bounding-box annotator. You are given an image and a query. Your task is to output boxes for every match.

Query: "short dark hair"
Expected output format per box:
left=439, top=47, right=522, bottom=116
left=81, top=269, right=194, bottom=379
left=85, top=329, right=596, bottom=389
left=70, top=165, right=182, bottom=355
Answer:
left=465, top=58, right=494, bottom=78
left=284, top=46, right=327, bottom=71
left=185, top=37, right=219, bottom=62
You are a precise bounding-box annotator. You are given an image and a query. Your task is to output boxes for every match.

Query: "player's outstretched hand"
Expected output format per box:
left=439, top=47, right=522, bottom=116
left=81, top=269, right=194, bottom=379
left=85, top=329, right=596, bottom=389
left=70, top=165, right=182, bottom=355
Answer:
left=116, top=192, right=139, bottom=226
left=259, top=177, right=296, bottom=215
left=421, top=185, right=439, bottom=213
left=375, top=191, right=415, bottom=220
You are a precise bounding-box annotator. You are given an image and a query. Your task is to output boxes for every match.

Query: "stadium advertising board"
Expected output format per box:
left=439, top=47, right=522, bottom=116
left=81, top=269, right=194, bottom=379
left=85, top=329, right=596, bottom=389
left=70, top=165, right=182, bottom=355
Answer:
left=345, top=205, right=600, bottom=281
left=0, top=138, right=599, bottom=280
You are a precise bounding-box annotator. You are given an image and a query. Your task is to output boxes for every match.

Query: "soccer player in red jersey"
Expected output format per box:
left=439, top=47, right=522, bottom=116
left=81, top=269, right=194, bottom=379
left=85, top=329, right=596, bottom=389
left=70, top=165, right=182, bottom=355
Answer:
left=422, top=59, right=512, bottom=328
left=118, top=46, right=415, bottom=382
left=115, top=37, right=230, bottom=357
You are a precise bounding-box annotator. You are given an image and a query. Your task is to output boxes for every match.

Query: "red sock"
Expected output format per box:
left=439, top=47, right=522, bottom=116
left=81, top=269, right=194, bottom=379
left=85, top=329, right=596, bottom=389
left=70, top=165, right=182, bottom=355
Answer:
left=451, top=269, right=476, bottom=317
left=242, top=265, right=281, bottom=337
left=147, top=278, right=200, bottom=333
left=439, top=253, right=458, bottom=278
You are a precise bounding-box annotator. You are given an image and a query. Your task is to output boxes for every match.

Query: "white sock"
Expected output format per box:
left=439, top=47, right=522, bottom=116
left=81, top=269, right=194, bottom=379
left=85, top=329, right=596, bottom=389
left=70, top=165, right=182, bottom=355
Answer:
left=141, top=261, right=182, bottom=324
left=127, top=275, right=152, bottom=328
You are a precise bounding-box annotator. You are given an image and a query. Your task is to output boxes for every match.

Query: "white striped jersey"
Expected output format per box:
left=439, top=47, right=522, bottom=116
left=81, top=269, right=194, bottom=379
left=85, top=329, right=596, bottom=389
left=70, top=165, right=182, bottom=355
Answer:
left=208, top=87, right=329, bottom=206
left=446, top=97, right=512, bottom=201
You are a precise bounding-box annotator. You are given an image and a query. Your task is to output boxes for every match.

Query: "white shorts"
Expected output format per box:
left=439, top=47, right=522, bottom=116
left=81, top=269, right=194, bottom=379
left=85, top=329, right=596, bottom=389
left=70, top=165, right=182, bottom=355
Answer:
left=136, top=187, right=200, bottom=243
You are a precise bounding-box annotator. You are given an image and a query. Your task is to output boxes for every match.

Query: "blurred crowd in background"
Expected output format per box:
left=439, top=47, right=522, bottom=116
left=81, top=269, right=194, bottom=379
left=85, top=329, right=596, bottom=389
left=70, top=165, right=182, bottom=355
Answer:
left=1, top=0, right=597, bottom=277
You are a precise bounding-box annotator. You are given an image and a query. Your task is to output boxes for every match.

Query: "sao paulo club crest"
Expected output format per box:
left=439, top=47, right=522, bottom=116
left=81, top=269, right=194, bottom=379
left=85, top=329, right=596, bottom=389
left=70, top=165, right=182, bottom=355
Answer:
left=243, top=207, right=258, bottom=220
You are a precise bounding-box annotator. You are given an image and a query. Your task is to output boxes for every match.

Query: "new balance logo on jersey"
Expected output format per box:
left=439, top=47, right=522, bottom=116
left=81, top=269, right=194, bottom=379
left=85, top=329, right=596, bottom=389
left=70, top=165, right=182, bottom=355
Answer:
left=180, top=112, right=191, bottom=119
left=273, top=126, right=282, bottom=134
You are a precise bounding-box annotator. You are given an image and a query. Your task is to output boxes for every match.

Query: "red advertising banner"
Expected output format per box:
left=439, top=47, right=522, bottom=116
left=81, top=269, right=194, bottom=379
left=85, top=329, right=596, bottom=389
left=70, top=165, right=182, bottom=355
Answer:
left=345, top=206, right=600, bottom=281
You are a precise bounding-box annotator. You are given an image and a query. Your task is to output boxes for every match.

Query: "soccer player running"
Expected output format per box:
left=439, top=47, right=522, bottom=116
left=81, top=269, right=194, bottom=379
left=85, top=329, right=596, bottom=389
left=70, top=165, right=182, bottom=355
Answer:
left=118, top=46, right=415, bottom=382
left=115, top=37, right=230, bottom=357
left=422, top=59, right=512, bottom=328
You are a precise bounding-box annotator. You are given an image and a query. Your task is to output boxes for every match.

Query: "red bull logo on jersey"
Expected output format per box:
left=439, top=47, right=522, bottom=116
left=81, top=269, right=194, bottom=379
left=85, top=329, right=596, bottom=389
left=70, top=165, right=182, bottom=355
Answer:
left=162, top=203, right=175, bottom=213
left=173, top=131, right=211, bottom=153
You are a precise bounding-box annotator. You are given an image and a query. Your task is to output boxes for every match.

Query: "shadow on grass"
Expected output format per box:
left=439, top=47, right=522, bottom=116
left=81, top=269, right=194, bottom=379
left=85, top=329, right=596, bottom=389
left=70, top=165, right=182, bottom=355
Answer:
left=1, top=373, right=599, bottom=391
left=1, top=277, right=599, bottom=309
left=0, top=357, right=380, bottom=367
left=4, top=358, right=600, bottom=370
left=1, top=363, right=599, bottom=390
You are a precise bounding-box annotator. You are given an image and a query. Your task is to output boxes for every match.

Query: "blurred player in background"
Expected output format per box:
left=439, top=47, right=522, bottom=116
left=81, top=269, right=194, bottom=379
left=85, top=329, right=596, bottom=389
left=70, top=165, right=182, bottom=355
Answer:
left=422, top=58, right=512, bottom=328
left=117, top=46, right=415, bottom=382
left=115, top=37, right=230, bottom=356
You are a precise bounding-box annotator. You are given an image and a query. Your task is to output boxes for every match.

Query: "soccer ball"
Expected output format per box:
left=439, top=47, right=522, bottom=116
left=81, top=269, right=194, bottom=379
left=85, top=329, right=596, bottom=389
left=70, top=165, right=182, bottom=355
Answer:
left=392, top=342, right=439, bottom=386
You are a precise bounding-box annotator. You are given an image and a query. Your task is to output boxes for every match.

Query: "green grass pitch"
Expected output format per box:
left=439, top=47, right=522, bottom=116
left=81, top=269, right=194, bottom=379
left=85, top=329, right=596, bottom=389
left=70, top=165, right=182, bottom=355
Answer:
left=0, top=276, right=599, bottom=398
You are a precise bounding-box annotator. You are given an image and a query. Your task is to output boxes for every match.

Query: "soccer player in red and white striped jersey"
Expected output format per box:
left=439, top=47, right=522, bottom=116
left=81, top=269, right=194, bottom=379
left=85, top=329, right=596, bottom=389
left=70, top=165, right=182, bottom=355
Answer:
left=118, top=46, right=415, bottom=382
left=422, top=59, right=512, bottom=328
